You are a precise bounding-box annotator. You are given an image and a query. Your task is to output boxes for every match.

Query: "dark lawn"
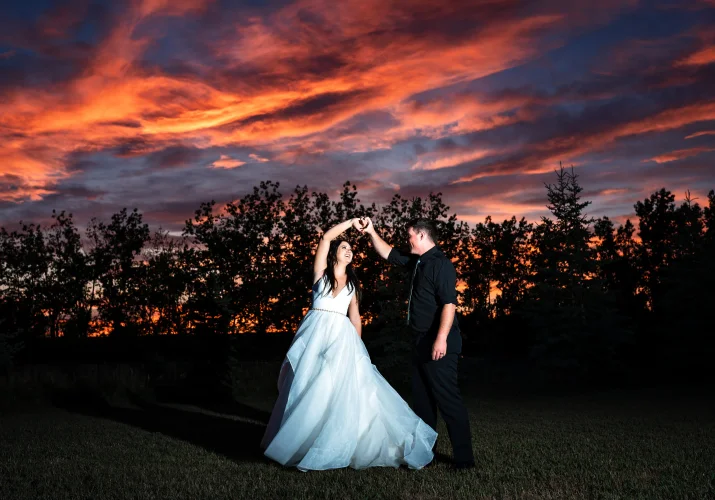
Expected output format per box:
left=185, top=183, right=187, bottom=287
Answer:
left=1, top=386, right=713, bottom=500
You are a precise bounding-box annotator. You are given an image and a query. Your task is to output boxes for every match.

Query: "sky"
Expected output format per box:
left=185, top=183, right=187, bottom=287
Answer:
left=1, top=0, right=714, bottom=234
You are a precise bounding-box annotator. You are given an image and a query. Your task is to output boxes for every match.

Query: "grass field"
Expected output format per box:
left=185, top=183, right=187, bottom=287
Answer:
left=1, top=383, right=713, bottom=500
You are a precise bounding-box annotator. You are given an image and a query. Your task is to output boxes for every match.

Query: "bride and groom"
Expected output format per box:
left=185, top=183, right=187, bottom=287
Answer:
left=260, top=217, right=475, bottom=471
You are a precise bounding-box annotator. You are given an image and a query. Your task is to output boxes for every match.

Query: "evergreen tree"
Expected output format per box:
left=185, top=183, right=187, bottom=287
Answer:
left=523, top=166, right=633, bottom=384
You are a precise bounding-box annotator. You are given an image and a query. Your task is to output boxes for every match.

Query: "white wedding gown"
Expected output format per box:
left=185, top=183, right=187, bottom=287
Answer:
left=261, top=277, right=437, bottom=471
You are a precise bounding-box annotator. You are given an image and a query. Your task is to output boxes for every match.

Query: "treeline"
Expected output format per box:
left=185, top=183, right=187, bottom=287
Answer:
left=1, top=169, right=713, bottom=383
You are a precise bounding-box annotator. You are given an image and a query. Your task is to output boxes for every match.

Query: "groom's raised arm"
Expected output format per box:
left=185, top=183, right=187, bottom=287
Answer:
left=363, top=219, right=410, bottom=266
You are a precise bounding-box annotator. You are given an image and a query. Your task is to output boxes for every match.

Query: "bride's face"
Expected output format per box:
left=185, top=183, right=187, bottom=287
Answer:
left=335, top=241, right=353, bottom=266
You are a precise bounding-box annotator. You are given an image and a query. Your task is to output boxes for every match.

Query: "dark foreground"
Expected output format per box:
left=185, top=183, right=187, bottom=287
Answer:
left=1, top=386, right=713, bottom=500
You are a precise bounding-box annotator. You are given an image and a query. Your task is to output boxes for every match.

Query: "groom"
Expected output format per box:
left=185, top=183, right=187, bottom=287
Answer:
left=360, top=218, right=475, bottom=469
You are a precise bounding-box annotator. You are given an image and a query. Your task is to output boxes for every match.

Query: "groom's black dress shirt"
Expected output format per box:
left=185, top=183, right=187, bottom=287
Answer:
left=387, top=246, right=462, bottom=355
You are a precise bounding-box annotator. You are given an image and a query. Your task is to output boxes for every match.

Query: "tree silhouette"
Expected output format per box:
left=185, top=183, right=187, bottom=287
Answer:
left=140, top=229, right=191, bottom=335
left=1, top=176, right=713, bottom=387
left=634, top=188, right=678, bottom=313
left=522, top=166, right=633, bottom=383
left=87, top=208, right=151, bottom=337
left=43, top=211, right=88, bottom=338
left=462, top=216, right=534, bottom=356
left=182, top=199, right=242, bottom=335
left=0, top=222, right=50, bottom=339
left=645, top=190, right=713, bottom=380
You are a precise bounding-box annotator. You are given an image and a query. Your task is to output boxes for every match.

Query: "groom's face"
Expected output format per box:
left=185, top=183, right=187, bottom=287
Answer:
left=407, top=227, right=421, bottom=254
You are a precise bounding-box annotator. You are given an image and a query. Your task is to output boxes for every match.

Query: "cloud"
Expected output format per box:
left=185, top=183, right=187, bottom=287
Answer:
left=0, top=174, right=56, bottom=202
left=0, top=0, right=713, bottom=231
left=211, top=154, right=246, bottom=169
left=451, top=97, right=715, bottom=184
left=678, top=46, right=715, bottom=66
left=647, top=147, right=715, bottom=164
left=685, top=130, right=715, bottom=139
left=249, top=153, right=270, bottom=163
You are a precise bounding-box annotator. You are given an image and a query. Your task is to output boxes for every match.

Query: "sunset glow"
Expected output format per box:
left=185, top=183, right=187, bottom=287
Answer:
left=1, top=0, right=714, bottom=229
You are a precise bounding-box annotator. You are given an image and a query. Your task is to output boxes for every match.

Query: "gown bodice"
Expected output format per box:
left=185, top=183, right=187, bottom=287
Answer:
left=311, top=276, right=355, bottom=314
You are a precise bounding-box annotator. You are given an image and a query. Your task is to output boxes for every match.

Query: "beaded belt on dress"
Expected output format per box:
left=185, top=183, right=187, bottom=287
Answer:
left=310, top=308, right=345, bottom=315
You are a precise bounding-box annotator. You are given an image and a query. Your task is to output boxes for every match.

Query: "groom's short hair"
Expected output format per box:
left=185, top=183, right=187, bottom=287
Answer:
left=406, top=219, right=438, bottom=243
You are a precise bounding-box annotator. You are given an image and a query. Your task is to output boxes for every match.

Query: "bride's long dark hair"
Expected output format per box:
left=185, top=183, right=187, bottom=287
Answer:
left=323, top=239, right=362, bottom=302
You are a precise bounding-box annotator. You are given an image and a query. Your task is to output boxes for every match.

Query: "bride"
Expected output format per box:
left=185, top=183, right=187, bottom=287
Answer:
left=261, top=218, right=437, bottom=471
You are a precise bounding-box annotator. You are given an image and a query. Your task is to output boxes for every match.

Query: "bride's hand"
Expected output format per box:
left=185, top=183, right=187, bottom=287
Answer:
left=359, top=217, right=374, bottom=234
left=351, top=218, right=365, bottom=232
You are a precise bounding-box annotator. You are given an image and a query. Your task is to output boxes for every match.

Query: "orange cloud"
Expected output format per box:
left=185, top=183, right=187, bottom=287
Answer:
left=0, top=2, right=555, bottom=168
left=600, top=188, right=632, bottom=197
left=137, top=0, right=210, bottom=17
left=249, top=154, right=270, bottom=163
left=647, top=147, right=715, bottom=164
left=211, top=155, right=245, bottom=169
left=411, top=149, right=496, bottom=172
left=0, top=0, right=709, bottom=221
left=678, top=46, right=715, bottom=66
left=685, top=130, right=715, bottom=139
left=458, top=195, right=546, bottom=225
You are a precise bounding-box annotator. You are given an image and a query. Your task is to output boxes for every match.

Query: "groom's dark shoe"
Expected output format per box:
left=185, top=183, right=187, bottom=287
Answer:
left=451, top=460, right=476, bottom=471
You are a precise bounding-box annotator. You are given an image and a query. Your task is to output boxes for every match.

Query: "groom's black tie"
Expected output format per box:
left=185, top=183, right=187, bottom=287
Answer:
left=406, top=258, right=420, bottom=325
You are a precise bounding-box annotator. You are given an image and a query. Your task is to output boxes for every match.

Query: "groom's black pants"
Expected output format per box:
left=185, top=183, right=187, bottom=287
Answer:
left=412, top=339, right=474, bottom=464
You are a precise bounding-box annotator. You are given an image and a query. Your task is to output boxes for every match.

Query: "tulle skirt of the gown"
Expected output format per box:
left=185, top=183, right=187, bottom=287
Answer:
left=261, top=310, right=437, bottom=471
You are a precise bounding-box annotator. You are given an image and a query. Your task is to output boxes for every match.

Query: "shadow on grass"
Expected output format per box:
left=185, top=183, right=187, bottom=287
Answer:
left=51, top=387, right=273, bottom=464
left=152, top=385, right=274, bottom=424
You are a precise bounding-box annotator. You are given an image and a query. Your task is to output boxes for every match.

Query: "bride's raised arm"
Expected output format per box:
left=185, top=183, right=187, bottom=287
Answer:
left=312, top=218, right=364, bottom=284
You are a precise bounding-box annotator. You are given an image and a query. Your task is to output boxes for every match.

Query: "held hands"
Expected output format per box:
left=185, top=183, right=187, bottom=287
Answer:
left=351, top=218, right=366, bottom=232
left=351, top=217, right=374, bottom=235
